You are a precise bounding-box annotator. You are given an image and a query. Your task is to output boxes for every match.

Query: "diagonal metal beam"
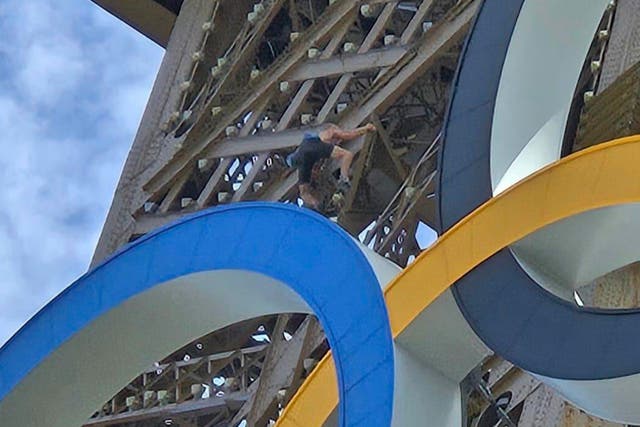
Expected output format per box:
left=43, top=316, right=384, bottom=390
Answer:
left=159, top=172, right=190, bottom=213
left=244, top=314, right=290, bottom=424
left=231, top=152, right=270, bottom=201
left=400, top=0, right=437, bottom=45
left=317, top=74, right=352, bottom=122
left=83, top=391, right=249, bottom=426
left=376, top=0, right=439, bottom=86
left=196, top=158, right=233, bottom=207
left=371, top=114, right=406, bottom=179
left=341, top=133, right=375, bottom=213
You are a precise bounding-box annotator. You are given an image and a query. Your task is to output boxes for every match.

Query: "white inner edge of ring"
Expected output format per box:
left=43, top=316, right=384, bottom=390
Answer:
left=491, top=0, right=616, bottom=302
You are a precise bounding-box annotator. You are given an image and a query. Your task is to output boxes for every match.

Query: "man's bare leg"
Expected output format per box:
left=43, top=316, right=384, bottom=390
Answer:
left=331, top=146, right=354, bottom=182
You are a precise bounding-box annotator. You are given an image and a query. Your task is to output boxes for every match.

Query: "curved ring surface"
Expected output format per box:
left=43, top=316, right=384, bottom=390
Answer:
left=0, top=203, right=393, bottom=427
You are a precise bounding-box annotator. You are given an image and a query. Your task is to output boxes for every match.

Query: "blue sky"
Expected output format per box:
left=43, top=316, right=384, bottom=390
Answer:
left=0, top=1, right=162, bottom=345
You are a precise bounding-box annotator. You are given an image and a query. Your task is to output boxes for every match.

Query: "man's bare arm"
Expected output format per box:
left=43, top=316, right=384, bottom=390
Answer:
left=321, top=123, right=376, bottom=142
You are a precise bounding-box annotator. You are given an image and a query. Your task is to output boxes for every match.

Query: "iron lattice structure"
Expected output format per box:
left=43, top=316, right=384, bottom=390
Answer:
left=87, top=0, right=636, bottom=426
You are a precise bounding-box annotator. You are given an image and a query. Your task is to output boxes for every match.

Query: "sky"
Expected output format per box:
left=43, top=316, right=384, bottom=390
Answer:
left=0, top=1, right=163, bottom=345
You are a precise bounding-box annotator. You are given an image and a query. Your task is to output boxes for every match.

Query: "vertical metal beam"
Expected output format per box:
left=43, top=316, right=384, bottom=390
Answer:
left=341, top=133, right=375, bottom=212
left=371, top=114, right=407, bottom=179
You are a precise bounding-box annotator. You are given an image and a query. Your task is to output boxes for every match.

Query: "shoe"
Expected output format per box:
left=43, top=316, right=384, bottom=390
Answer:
left=337, top=177, right=351, bottom=192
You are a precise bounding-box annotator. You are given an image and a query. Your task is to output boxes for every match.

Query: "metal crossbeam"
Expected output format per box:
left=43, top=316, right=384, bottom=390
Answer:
left=286, top=47, right=407, bottom=82
left=84, top=392, right=250, bottom=426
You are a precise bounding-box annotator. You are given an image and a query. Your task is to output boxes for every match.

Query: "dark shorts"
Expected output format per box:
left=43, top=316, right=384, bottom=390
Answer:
left=296, top=138, right=334, bottom=184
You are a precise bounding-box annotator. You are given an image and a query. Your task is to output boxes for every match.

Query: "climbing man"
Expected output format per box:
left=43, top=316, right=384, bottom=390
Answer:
left=286, top=122, right=377, bottom=209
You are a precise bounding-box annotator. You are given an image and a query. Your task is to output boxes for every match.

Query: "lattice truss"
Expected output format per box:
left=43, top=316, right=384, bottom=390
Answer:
left=88, top=0, right=479, bottom=425
left=93, top=0, right=478, bottom=264
left=86, top=315, right=327, bottom=427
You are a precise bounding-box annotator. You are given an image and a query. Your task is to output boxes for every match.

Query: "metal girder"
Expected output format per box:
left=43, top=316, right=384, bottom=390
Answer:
left=362, top=130, right=439, bottom=262
left=241, top=315, right=292, bottom=425
left=342, top=133, right=375, bottom=213
left=85, top=317, right=282, bottom=426
left=84, top=347, right=268, bottom=426
left=317, top=73, right=352, bottom=122
left=83, top=391, right=249, bottom=426
left=373, top=0, right=436, bottom=84
left=159, top=172, right=190, bottom=212
left=286, top=44, right=404, bottom=82
left=134, top=212, right=186, bottom=236
left=206, top=129, right=306, bottom=160
left=91, top=0, right=228, bottom=265
left=274, top=15, right=355, bottom=129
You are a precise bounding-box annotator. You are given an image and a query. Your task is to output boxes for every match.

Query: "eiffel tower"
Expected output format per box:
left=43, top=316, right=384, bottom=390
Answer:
left=80, top=0, right=640, bottom=426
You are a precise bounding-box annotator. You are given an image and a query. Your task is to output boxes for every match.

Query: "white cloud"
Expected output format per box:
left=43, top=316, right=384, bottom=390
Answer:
left=0, top=0, right=162, bottom=345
